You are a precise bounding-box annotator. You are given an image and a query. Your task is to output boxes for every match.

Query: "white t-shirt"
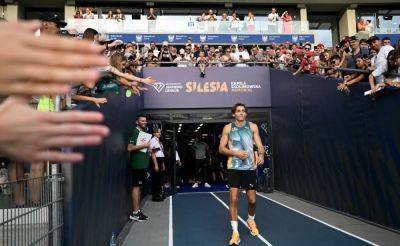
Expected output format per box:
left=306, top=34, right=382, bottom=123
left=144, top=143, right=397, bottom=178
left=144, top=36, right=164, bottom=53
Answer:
left=230, top=18, right=240, bottom=29
left=83, top=13, right=95, bottom=19
left=233, top=50, right=250, bottom=61
left=268, top=13, right=279, bottom=25
left=150, top=137, right=165, bottom=158
left=174, top=56, right=193, bottom=67
left=372, top=45, right=394, bottom=77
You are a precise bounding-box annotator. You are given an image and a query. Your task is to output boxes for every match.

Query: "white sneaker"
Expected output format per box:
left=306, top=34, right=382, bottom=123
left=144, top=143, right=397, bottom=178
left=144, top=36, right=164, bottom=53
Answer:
left=192, top=183, right=199, bottom=188
left=204, top=183, right=211, bottom=188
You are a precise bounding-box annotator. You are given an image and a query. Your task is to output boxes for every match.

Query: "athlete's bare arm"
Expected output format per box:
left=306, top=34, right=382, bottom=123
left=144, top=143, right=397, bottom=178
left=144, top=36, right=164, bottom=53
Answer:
left=250, top=123, right=265, bottom=165
left=219, top=124, right=248, bottom=160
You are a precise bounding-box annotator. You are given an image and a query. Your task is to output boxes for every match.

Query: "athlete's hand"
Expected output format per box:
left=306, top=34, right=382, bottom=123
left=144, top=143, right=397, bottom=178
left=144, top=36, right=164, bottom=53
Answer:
left=256, top=155, right=264, bottom=166
left=235, top=151, right=248, bottom=160
left=154, top=165, right=159, bottom=172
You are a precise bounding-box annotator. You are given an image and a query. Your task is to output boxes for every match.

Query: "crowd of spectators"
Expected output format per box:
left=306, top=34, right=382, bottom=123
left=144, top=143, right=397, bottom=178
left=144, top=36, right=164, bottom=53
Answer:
left=73, top=7, right=296, bottom=33
left=92, top=34, right=399, bottom=95
left=74, top=8, right=125, bottom=20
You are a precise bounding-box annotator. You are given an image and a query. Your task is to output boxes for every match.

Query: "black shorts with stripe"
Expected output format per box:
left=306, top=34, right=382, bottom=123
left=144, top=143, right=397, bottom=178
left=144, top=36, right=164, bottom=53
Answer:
left=227, top=169, right=257, bottom=190
left=131, top=168, right=147, bottom=187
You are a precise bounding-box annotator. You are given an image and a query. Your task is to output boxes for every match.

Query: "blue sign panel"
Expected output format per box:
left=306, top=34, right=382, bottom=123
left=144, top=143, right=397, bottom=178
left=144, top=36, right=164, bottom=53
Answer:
left=108, top=33, right=314, bottom=44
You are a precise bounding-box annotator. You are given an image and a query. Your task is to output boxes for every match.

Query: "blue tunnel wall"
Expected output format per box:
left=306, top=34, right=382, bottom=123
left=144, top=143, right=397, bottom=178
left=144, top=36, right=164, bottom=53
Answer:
left=270, top=69, right=400, bottom=231
left=62, top=89, right=143, bottom=246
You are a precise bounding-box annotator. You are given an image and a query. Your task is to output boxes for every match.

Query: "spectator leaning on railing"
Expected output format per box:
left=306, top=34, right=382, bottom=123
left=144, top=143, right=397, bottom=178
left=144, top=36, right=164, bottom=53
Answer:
left=246, top=11, right=256, bottom=32
left=106, top=10, right=114, bottom=19
left=281, top=11, right=292, bottom=34
left=337, top=57, right=369, bottom=94
left=74, top=10, right=83, bottom=19
left=205, top=9, right=217, bottom=21
left=230, top=12, right=240, bottom=32
left=368, top=36, right=394, bottom=93
left=267, top=8, right=279, bottom=33
left=83, top=8, right=95, bottom=19
left=115, top=8, right=125, bottom=21
left=384, top=51, right=400, bottom=88
left=174, top=49, right=194, bottom=67
left=147, top=8, right=157, bottom=20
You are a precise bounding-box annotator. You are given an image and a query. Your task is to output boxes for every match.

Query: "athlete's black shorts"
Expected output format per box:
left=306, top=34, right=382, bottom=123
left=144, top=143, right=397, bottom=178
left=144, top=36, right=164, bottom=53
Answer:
left=131, top=168, right=147, bottom=187
left=227, top=169, right=257, bottom=190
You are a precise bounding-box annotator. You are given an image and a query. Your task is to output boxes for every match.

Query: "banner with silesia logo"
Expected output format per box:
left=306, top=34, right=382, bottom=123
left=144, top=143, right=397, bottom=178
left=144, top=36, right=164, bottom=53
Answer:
left=143, top=67, right=271, bottom=109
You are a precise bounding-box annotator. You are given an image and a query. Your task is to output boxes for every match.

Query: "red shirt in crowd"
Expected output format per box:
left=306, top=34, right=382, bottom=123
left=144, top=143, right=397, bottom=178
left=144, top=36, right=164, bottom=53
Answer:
left=300, top=58, right=318, bottom=74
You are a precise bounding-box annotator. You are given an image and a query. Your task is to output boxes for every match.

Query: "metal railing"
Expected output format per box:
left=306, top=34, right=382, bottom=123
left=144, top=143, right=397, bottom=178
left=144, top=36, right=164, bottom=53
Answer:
left=0, top=173, right=64, bottom=246
left=67, top=19, right=310, bottom=35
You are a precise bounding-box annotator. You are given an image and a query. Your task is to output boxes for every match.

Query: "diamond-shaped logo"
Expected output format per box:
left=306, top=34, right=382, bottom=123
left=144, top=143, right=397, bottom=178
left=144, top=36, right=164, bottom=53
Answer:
left=153, top=82, right=165, bottom=93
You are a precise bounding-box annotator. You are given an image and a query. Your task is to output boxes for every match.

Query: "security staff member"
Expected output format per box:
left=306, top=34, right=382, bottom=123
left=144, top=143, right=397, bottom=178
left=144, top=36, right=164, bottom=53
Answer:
left=150, top=128, right=165, bottom=201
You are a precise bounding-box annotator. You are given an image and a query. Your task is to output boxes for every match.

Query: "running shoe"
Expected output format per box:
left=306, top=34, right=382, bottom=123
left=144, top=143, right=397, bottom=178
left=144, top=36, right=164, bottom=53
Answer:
left=204, top=182, right=211, bottom=188
left=192, top=183, right=199, bottom=188
left=247, top=220, right=259, bottom=236
left=129, top=211, right=147, bottom=222
left=139, top=210, right=148, bottom=220
left=229, top=231, right=240, bottom=245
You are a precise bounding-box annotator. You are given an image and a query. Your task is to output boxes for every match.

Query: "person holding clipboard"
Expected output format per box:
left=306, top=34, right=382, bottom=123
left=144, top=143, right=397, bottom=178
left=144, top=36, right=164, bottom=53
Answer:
left=127, top=114, right=152, bottom=222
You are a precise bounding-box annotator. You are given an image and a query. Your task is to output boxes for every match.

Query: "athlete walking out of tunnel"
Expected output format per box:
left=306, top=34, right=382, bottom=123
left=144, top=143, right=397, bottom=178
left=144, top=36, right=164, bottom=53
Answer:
left=219, top=103, right=265, bottom=245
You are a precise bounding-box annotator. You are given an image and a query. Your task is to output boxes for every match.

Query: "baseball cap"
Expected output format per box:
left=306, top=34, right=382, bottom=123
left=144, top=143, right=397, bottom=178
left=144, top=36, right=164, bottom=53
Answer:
left=349, top=36, right=358, bottom=42
left=40, top=12, right=67, bottom=28
left=162, top=41, right=169, bottom=46
left=179, top=48, right=185, bottom=55
left=306, top=51, right=314, bottom=58
left=317, top=43, right=325, bottom=48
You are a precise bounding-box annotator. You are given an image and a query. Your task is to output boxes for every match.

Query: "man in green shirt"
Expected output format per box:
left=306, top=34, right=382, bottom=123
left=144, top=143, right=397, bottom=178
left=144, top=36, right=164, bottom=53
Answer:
left=127, top=114, right=151, bottom=221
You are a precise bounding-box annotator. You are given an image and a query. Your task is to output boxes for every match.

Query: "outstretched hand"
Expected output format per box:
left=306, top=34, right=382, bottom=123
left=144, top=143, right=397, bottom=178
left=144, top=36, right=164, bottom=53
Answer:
left=0, top=21, right=108, bottom=96
left=0, top=96, right=109, bottom=163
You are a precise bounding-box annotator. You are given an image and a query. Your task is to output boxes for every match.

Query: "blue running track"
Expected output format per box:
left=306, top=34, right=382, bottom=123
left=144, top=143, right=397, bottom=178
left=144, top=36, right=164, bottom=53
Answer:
left=171, top=192, right=376, bottom=246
